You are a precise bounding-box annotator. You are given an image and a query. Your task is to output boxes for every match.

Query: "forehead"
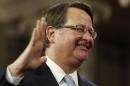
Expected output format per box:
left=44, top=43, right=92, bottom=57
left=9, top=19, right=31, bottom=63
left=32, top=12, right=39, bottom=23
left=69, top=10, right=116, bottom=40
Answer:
left=65, top=7, right=92, bottom=26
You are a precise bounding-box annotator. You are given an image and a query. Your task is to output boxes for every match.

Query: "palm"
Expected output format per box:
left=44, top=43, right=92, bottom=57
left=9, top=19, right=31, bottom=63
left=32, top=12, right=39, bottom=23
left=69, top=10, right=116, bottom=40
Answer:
left=20, top=18, right=47, bottom=69
left=9, top=18, right=47, bottom=76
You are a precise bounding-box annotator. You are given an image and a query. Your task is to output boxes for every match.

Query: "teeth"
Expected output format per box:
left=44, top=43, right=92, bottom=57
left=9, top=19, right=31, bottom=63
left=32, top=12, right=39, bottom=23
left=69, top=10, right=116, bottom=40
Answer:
left=75, top=41, right=90, bottom=50
left=78, top=44, right=87, bottom=49
left=75, top=40, right=92, bottom=50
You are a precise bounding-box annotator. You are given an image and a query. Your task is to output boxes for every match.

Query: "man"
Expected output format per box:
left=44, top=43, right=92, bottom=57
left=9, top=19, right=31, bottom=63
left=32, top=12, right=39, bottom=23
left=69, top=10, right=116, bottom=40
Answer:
left=0, top=1, right=97, bottom=86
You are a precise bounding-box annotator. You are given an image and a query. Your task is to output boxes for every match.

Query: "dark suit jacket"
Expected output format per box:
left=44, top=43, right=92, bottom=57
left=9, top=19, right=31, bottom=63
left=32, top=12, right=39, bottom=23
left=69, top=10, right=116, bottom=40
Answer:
left=0, top=63, right=97, bottom=86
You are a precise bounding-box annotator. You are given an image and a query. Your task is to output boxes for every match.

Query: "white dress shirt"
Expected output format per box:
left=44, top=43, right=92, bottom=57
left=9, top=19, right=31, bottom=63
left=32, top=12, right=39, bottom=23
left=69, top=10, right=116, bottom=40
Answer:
left=6, top=56, right=79, bottom=86
left=46, top=56, right=79, bottom=86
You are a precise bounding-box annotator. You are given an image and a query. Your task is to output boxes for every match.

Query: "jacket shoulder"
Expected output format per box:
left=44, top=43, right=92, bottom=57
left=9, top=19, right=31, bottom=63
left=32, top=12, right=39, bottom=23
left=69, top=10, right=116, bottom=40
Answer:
left=0, top=69, right=6, bottom=82
left=78, top=75, right=97, bottom=86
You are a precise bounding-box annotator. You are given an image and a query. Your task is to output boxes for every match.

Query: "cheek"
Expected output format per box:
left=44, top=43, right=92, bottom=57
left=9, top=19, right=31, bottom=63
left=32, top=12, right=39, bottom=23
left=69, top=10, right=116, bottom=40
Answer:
left=56, top=31, right=72, bottom=42
left=55, top=31, right=77, bottom=50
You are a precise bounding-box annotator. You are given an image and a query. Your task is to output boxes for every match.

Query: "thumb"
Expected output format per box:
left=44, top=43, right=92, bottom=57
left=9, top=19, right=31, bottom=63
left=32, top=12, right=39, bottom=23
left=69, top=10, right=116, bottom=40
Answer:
left=40, top=56, right=47, bottom=64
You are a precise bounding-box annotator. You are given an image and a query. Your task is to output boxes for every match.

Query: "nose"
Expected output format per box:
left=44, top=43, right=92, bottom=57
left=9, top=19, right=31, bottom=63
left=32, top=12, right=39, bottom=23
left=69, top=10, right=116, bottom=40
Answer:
left=81, top=32, right=94, bottom=49
left=82, top=31, right=93, bottom=41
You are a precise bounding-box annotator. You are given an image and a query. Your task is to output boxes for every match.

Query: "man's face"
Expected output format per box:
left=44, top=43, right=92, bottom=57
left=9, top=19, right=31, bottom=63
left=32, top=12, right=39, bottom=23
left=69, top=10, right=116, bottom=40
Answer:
left=51, top=7, right=94, bottom=67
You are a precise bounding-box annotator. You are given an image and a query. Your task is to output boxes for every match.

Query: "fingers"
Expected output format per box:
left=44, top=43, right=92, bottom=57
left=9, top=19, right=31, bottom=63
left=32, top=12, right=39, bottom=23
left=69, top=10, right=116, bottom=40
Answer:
left=36, top=17, right=47, bottom=41
left=39, top=18, right=47, bottom=41
left=31, top=17, right=47, bottom=46
left=41, top=18, right=47, bottom=41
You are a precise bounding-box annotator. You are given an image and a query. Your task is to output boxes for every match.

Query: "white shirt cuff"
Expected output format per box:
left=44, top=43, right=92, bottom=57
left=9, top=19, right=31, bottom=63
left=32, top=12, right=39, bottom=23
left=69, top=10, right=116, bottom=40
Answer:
left=6, top=67, right=24, bottom=85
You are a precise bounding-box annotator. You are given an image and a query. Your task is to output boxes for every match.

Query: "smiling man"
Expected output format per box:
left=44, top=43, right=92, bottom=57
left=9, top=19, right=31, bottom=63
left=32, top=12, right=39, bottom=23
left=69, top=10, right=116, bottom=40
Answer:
left=0, top=1, right=97, bottom=86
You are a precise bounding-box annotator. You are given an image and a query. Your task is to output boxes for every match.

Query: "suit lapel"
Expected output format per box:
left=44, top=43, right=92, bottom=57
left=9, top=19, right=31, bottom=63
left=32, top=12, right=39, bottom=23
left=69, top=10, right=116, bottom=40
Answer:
left=37, top=63, right=59, bottom=86
left=78, top=75, right=85, bottom=86
left=78, top=74, right=96, bottom=86
left=24, top=63, right=59, bottom=86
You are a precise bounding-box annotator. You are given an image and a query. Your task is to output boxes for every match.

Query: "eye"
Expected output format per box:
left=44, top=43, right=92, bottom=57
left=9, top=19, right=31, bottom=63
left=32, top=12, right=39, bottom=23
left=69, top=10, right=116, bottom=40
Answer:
left=88, top=29, right=95, bottom=36
left=75, top=25, right=84, bottom=32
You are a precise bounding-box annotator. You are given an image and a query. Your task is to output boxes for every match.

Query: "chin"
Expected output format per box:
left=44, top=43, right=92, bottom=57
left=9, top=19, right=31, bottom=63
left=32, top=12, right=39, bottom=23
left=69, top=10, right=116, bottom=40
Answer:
left=74, top=47, right=90, bottom=60
left=78, top=54, right=88, bottom=61
left=74, top=52, right=89, bottom=63
left=68, top=52, right=88, bottom=69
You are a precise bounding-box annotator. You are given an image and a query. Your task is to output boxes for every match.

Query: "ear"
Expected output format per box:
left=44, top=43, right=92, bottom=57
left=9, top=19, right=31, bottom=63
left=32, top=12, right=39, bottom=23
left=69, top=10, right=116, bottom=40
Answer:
left=46, top=26, right=55, bottom=43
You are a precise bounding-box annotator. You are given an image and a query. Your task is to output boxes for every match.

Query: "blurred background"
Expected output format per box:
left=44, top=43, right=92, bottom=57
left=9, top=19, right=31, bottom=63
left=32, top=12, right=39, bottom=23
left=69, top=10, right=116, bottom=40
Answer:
left=0, top=0, right=130, bottom=86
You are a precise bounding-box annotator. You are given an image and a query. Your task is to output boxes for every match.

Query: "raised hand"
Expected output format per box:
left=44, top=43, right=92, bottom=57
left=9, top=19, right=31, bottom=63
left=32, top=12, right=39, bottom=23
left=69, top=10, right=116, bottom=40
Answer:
left=8, top=17, right=47, bottom=77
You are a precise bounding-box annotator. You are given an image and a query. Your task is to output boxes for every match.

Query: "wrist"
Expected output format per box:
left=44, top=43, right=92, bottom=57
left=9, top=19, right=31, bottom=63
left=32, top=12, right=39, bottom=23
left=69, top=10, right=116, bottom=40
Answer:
left=8, top=64, right=24, bottom=77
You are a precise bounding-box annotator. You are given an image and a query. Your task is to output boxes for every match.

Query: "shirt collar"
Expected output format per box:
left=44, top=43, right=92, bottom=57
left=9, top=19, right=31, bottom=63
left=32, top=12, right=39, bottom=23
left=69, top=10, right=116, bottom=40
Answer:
left=69, top=71, right=78, bottom=86
left=46, top=56, right=65, bottom=83
left=46, top=56, right=78, bottom=86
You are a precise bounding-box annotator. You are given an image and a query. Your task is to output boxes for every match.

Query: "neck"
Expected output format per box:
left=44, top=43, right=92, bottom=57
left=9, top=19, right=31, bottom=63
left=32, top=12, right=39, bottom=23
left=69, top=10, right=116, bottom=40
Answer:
left=45, top=48, right=78, bottom=74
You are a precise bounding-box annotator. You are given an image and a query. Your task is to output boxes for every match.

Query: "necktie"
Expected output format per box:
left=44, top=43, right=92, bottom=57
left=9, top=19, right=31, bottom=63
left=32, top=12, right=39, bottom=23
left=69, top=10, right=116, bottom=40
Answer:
left=64, top=75, right=76, bottom=86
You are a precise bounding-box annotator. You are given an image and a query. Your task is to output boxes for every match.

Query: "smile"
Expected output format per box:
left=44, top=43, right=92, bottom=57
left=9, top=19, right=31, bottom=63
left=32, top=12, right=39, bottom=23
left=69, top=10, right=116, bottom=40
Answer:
left=76, top=43, right=90, bottom=51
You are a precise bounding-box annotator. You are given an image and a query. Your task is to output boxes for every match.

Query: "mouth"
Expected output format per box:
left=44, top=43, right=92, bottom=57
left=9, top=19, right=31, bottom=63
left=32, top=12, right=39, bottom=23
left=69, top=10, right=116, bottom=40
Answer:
left=76, top=44, right=89, bottom=51
left=75, top=40, right=92, bottom=51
